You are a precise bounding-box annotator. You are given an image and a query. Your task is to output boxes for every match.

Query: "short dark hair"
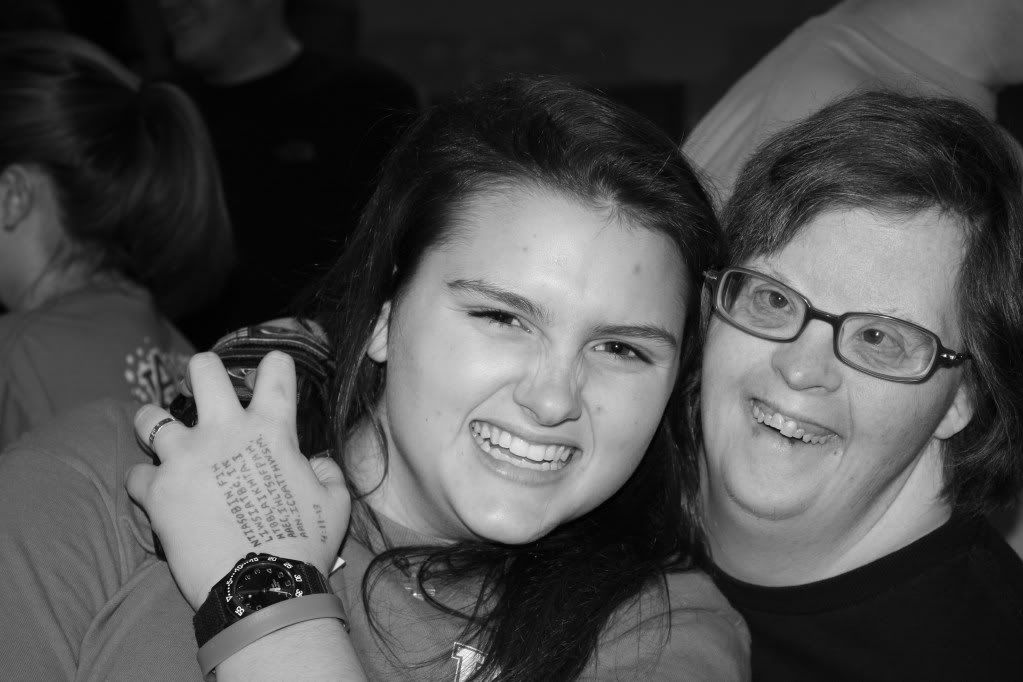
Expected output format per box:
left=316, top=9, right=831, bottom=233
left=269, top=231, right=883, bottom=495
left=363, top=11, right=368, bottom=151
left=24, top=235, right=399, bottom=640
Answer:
left=723, top=89, right=1023, bottom=515
left=310, top=75, right=722, bottom=680
left=0, top=32, right=233, bottom=317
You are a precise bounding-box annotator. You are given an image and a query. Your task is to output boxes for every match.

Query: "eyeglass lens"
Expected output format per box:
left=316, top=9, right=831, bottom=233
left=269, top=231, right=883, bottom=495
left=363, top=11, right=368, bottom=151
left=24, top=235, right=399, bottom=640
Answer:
left=717, top=269, right=938, bottom=379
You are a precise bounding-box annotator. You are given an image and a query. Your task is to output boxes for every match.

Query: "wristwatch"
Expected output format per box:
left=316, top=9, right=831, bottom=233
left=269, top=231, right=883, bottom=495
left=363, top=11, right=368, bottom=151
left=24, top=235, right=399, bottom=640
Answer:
left=193, top=552, right=333, bottom=647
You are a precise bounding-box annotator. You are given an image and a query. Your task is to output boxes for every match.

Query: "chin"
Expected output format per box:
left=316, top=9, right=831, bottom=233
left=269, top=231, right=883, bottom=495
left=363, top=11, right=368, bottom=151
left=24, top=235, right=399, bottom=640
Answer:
left=465, top=510, right=557, bottom=546
left=720, top=471, right=818, bottom=522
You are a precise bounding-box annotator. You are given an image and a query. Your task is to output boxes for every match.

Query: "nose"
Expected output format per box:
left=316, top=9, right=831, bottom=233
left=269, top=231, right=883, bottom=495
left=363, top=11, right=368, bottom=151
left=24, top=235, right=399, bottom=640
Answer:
left=770, top=320, right=842, bottom=392
left=512, top=352, right=583, bottom=426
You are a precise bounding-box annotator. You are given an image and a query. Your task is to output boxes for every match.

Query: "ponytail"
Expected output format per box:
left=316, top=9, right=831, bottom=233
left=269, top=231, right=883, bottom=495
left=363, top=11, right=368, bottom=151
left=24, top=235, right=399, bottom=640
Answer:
left=118, top=80, right=234, bottom=316
left=0, top=31, right=234, bottom=317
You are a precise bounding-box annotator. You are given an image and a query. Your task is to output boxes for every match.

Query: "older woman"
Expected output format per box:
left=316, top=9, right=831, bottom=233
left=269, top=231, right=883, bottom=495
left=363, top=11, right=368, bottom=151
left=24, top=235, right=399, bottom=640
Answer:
left=701, top=90, right=1023, bottom=680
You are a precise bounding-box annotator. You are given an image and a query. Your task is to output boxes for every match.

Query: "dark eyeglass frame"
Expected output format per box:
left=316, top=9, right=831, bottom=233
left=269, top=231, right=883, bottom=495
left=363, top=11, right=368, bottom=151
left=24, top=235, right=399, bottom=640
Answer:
left=703, top=267, right=971, bottom=384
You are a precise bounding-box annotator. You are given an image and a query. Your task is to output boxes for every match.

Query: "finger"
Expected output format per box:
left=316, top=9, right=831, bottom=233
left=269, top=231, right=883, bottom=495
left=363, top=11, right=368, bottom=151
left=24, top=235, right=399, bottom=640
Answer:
left=187, top=352, right=242, bottom=420
left=247, top=351, right=298, bottom=424
left=125, top=461, right=158, bottom=506
left=310, top=455, right=345, bottom=489
left=134, top=404, right=188, bottom=458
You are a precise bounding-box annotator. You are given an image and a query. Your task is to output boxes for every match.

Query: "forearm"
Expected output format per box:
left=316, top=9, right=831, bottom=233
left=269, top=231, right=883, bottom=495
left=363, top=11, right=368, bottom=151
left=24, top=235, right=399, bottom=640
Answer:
left=216, top=618, right=368, bottom=681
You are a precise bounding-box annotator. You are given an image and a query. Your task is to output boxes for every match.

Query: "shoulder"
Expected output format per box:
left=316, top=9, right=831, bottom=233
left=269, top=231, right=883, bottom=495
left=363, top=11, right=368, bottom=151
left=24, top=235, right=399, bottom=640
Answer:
left=687, top=19, right=872, bottom=134
left=0, top=398, right=155, bottom=578
left=1, top=286, right=165, bottom=339
left=291, top=51, right=419, bottom=115
left=0, top=400, right=197, bottom=680
left=1, top=398, right=150, bottom=509
left=333, top=57, right=418, bottom=104
left=585, top=569, right=750, bottom=681
left=683, top=13, right=886, bottom=196
left=662, top=569, right=750, bottom=680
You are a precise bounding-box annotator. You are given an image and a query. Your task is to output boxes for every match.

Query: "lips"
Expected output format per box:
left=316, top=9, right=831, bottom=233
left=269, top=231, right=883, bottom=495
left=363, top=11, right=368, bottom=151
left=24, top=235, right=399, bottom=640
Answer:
left=751, top=400, right=836, bottom=445
left=470, top=421, right=578, bottom=471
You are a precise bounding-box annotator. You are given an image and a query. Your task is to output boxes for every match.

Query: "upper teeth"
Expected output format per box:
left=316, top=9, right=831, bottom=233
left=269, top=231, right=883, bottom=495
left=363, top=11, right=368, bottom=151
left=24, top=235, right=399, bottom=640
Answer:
left=471, top=421, right=576, bottom=464
left=752, top=403, right=833, bottom=445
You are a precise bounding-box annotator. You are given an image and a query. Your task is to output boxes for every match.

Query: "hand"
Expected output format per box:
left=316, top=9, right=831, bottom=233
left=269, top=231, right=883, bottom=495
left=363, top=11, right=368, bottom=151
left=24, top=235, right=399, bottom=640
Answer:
left=127, top=351, right=350, bottom=610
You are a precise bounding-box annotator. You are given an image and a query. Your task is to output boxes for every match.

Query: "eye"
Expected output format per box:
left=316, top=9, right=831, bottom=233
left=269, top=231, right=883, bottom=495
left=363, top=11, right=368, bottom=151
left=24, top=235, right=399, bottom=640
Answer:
left=752, top=286, right=791, bottom=310
left=593, top=340, right=647, bottom=362
left=469, top=309, right=526, bottom=329
left=842, top=315, right=938, bottom=376
left=860, top=328, right=887, bottom=346
left=854, top=325, right=906, bottom=355
left=767, top=291, right=789, bottom=308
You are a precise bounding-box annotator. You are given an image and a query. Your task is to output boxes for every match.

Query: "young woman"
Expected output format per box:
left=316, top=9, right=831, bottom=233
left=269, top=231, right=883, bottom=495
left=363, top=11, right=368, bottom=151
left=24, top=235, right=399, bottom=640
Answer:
left=0, top=32, right=232, bottom=448
left=0, top=76, right=749, bottom=680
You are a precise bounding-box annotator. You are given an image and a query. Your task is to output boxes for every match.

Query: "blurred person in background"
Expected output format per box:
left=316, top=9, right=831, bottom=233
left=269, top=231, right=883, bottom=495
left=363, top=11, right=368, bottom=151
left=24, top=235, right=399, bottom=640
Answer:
left=158, top=0, right=419, bottom=349
left=684, top=0, right=1023, bottom=201
left=0, top=32, right=232, bottom=450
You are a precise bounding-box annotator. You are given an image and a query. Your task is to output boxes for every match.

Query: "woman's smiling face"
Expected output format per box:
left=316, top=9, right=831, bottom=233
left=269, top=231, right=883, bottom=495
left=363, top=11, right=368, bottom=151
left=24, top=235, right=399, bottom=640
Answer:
left=700, top=207, right=973, bottom=578
left=362, top=185, right=689, bottom=543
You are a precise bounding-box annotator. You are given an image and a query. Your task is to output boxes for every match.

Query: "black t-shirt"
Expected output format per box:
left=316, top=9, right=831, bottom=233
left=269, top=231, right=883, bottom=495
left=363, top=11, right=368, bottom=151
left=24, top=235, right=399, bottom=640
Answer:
left=178, top=50, right=418, bottom=348
left=713, top=516, right=1023, bottom=681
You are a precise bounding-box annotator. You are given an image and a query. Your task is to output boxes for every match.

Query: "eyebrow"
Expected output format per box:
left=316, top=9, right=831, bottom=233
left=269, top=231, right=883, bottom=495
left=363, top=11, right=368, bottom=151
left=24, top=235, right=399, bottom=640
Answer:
left=589, top=323, right=679, bottom=351
left=447, top=278, right=679, bottom=350
left=447, top=279, right=552, bottom=324
left=758, top=265, right=922, bottom=324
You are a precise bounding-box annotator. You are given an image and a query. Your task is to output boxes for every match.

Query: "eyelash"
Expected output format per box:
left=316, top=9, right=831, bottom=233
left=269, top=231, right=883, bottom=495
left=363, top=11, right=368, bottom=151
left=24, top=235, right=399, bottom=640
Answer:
left=469, top=309, right=650, bottom=363
left=469, top=309, right=526, bottom=329
left=594, top=341, right=648, bottom=363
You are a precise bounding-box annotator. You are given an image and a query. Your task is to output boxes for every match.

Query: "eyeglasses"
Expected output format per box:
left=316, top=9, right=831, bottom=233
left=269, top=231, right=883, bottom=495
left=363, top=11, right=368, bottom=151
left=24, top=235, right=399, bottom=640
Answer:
left=703, top=267, right=971, bottom=383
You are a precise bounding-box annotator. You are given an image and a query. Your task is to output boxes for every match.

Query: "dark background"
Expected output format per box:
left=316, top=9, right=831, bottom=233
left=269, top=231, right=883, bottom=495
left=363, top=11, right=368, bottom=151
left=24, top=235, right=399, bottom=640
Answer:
left=6, top=0, right=1022, bottom=146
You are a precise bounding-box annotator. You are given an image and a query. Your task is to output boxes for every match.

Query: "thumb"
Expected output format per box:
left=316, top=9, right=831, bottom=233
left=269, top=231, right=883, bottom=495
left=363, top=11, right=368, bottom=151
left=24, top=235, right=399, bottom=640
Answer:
left=126, top=462, right=158, bottom=507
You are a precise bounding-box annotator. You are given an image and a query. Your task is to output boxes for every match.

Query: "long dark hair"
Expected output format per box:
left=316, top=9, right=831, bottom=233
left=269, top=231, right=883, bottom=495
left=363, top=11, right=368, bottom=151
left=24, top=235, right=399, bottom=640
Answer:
left=0, top=31, right=232, bottom=317
left=311, top=75, right=722, bottom=680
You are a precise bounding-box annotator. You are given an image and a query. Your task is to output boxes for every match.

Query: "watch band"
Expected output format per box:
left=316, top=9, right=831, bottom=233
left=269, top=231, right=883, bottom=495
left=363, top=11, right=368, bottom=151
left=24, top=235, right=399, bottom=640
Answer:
left=194, top=553, right=333, bottom=648
left=196, top=593, right=349, bottom=676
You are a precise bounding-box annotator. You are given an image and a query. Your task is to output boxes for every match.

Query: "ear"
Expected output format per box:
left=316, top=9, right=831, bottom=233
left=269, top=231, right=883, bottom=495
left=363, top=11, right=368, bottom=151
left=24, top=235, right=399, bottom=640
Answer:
left=0, top=165, right=35, bottom=232
left=933, top=381, right=974, bottom=440
left=366, top=300, right=392, bottom=363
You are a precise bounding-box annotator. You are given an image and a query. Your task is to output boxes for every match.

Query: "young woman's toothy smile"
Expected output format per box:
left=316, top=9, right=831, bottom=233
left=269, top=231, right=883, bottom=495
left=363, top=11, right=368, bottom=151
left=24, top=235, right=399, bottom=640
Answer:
left=470, top=421, right=578, bottom=471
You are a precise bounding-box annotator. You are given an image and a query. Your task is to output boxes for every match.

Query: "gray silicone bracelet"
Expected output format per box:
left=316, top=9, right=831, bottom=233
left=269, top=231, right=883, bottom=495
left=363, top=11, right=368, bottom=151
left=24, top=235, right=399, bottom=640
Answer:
left=196, top=593, right=349, bottom=676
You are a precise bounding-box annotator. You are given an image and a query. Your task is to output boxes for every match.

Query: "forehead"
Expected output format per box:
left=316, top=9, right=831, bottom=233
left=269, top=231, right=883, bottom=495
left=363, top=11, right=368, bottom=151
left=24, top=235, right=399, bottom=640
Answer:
left=422, top=186, right=690, bottom=326
left=750, top=207, right=966, bottom=333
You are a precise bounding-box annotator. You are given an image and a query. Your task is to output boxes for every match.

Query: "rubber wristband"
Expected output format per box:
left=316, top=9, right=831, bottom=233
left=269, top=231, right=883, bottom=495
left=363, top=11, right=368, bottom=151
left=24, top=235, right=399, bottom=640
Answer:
left=196, top=593, right=350, bottom=676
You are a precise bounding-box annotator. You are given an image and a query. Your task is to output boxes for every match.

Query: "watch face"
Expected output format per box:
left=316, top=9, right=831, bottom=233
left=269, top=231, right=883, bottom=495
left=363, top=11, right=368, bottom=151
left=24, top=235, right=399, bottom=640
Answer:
left=228, top=560, right=300, bottom=615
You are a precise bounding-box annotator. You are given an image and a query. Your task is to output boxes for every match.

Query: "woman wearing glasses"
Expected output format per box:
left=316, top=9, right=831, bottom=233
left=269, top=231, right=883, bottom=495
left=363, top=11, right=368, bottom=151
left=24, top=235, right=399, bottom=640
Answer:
left=700, top=91, right=1023, bottom=680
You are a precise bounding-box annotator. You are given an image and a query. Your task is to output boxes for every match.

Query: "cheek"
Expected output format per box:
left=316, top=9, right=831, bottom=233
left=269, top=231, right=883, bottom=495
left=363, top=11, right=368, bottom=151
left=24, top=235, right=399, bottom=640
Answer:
left=701, top=327, right=753, bottom=408
left=388, top=316, right=523, bottom=422
left=590, top=372, right=674, bottom=474
left=847, top=380, right=953, bottom=455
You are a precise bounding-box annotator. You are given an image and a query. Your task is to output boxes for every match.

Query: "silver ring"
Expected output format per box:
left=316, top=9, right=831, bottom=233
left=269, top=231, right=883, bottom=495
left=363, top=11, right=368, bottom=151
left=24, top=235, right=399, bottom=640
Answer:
left=147, top=417, right=179, bottom=450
